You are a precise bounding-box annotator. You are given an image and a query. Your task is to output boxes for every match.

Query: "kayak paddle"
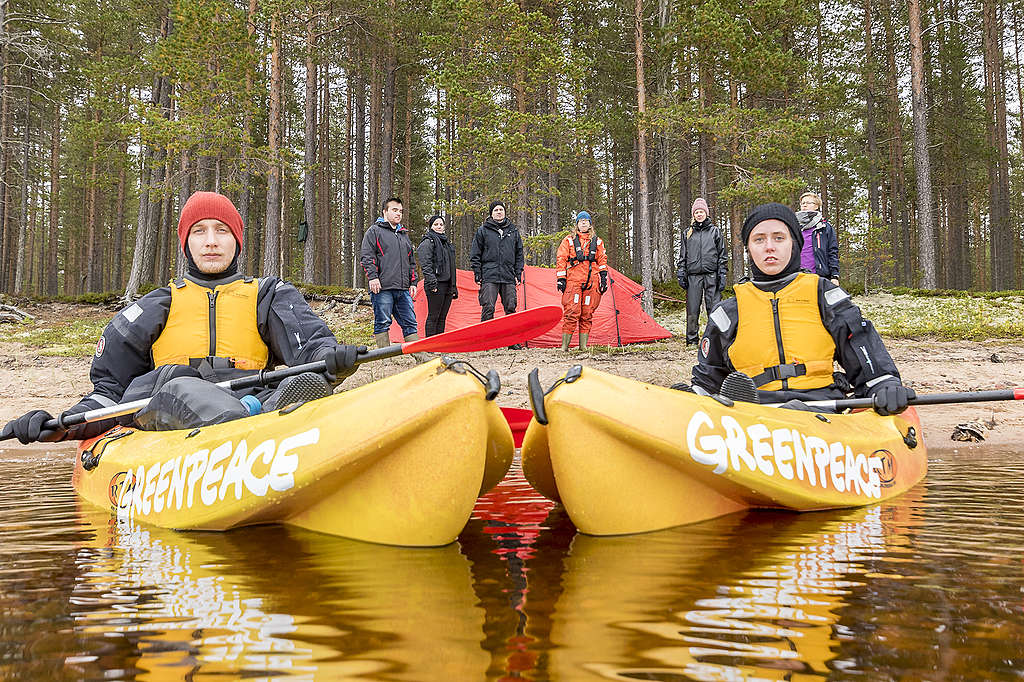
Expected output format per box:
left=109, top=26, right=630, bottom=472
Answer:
left=2, top=305, right=564, bottom=438
left=765, top=387, right=1024, bottom=412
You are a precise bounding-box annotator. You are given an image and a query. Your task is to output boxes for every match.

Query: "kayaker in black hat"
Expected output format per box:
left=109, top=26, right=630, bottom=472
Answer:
left=689, top=202, right=914, bottom=415
left=2, top=191, right=363, bottom=444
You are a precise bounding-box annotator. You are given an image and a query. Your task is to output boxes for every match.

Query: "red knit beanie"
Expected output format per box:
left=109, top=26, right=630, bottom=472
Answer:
left=177, top=191, right=244, bottom=251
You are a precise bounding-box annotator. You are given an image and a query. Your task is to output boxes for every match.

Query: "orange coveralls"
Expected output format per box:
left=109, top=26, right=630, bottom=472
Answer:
left=555, top=232, right=608, bottom=335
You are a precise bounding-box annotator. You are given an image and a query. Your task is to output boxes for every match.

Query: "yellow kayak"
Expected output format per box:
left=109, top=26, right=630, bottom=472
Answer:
left=72, top=358, right=513, bottom=546
left=522, top=365, right=927, bottom=535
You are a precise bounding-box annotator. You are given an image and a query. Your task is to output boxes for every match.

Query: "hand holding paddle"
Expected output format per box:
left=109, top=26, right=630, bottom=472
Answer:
left=2, top=305, right=563, bottom=443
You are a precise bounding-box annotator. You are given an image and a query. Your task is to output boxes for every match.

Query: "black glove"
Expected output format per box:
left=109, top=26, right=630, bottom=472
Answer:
left=450, top=287, right=459, bottom=299
left=1, top=409, right=68, bottom=444
left=598, top=271, right=608, bottom=294
left=473, top=271, right=482, bottom=284
left=430, top=286, right=438, bottom=294
left=325, top=344, right=366, bottom=378
left=869, top=381, right=916, bottom=416
left=556, top=278, right=566, bottom=293
left=717, top=272, right=727, bottom=292
left=677, top=277, right=686, bottom=289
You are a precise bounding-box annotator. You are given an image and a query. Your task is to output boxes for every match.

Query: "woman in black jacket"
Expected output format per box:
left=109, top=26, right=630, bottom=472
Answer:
left=417, top=215, right=459, bottom=336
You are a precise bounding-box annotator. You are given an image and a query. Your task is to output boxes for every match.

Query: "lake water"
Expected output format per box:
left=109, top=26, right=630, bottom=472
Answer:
left=1, top=445, right=1023, bottom=680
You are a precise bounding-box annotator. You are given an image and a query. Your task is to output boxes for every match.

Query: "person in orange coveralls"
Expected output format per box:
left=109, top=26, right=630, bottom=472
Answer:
left=555, top=211, right=608, bottom=351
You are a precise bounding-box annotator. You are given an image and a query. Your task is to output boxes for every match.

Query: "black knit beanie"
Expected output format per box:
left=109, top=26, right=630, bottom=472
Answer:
left=489, top=200, right=507, bottom=217
left=741, top=203, right=804, bottom=281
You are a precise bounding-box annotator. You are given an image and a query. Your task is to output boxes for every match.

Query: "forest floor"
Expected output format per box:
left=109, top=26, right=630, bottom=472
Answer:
left=1, top=297, right=1022, bottom=454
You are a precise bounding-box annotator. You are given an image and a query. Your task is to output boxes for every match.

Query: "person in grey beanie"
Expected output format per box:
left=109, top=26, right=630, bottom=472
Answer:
left=689, top=202, right=914, bottom=416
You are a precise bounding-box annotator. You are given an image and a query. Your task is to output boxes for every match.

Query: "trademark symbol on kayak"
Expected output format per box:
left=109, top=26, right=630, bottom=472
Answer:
left=873, top=449, right=896, bottom=487
left=108, top=471, right=135, bottom=508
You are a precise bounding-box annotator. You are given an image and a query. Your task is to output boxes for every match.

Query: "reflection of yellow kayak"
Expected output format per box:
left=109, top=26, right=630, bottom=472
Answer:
left=547, top=501, right=922, bottom=680
left=72, top=359, right=513, bottom=546
left=73, top=506, right=490, bottom=680
left=523, top=366, right=927, bottom=535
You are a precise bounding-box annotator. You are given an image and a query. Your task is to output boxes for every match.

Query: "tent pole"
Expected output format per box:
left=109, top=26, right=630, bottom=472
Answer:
left=609, top=273, right=623, bottom=347
left=522, top=266, right=529, bottom=348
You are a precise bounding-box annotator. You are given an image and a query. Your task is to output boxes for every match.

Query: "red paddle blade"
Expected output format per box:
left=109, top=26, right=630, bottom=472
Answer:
left=403, top=305, right=562, bottom=353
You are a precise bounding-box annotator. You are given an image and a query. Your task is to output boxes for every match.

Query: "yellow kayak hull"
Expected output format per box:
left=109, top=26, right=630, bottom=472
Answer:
left=522, top=366, right=927, bottom=535
left=72, top=359, right=513, bottom=546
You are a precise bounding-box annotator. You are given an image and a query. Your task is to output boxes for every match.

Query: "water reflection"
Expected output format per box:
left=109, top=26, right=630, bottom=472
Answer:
left=67, top=508, right=489, bottom=680
left=3, top=447, right=1024, bottom=680
left=544, top=501, right=922, bottom=680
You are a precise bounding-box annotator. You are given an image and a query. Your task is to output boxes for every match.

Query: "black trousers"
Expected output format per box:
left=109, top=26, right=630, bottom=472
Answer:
left=686, top=273, right=720, bottom=344
left=478, top=282, right=517, bottom=321
left=424, top=280, right=454, bottom=337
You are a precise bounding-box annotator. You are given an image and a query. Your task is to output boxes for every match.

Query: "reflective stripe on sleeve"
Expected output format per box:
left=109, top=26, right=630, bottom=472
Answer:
left=710, top=307, right=732, bottom=333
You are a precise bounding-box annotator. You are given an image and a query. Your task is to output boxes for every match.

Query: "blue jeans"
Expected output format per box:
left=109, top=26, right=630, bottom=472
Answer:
left=371, top=289, right=418, bottom=336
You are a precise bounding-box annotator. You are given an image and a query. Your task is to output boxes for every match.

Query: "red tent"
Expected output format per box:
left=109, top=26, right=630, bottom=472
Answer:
left=390, top=265, right=672, bottom=347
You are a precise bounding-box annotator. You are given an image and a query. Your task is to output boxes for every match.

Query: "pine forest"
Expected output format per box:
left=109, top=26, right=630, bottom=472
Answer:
left=0, top=0, right=1022, bottom=312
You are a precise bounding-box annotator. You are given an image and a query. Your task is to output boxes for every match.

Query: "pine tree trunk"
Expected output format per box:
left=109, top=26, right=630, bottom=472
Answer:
left=908, top=0, right=936, bottom=288
left=368, top=51, right=382, bottom=219
left=380, top=47, right=396, bottom=201
left=882, top=0, right=911, bottom=285
left=634, top=0, right=653, bottom=315
left=47, top=102, right=59, bottom=295
left=14, top=87, right=29, bottom=293
left=354, top=68, right=367, bottom=286
left=263, top=12, right=283, bottom=277
left=864, top=0, right=880, bottom=283
left=302, top=16, right=318, bottom=284
left=343, top=71, right=354, bottom=287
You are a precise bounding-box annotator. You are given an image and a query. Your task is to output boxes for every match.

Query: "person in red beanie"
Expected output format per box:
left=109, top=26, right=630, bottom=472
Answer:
left=2, top=191, right=363, bottom=443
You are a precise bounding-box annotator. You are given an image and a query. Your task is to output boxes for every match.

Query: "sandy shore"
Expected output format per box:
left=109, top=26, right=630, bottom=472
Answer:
left=1, top=302, right=1022, bottom=455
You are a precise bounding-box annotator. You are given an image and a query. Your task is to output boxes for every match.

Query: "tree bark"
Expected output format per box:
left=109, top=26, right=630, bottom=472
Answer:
left=908, top=0, right=936, bottom=288
left=47, top=102, right=59, bottom=295
left=354, top=67, right=367, bottom=286
left=380, top=44, right=396, bottom=201
left=303, top=13, right=318, bottom=283
left=14, top=86, right=29, bottom=292
left=263, top=11, right=283, bottom=277
left=634, top=0, right=653, bottom=315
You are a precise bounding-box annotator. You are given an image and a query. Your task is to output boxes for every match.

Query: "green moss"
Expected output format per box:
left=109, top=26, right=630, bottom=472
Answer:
left=9, top=319, right=108, bottom=357
left=328, top=316, right=376, bottom=346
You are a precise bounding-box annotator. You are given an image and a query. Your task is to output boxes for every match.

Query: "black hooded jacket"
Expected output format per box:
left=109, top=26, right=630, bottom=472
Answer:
left=469, top=217, right=525, bottom=284
left=418, top=230, right=455, bottom=291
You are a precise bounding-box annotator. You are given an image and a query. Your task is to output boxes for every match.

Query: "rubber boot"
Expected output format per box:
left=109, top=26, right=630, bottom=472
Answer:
left=404, top=333, right=432, bottom=363
left=374, top=332, right=392, bottom=349
left=561, top=333, right=571, bottom=352
left=579, top=332, right=589, bottom=350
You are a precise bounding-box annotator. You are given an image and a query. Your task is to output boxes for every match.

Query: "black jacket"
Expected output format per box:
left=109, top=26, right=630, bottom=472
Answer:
left=417, top=231, right=455, bottom=291
left=798, top=212, right=840, bottom=280
left=676, top=218, right=727, bottom=281
left=692, top=275, right=902, bottom=404
left=469, top=218, right=525, bottom=284
left=64, top=274, right=341, bottom=440
left=360, top=218, right=418, bottom=290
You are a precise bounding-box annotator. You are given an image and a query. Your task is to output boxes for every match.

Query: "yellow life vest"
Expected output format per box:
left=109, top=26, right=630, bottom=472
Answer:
left=729, top=272, right=836, bottom=391
left=151, top=277, right=269, bottom=371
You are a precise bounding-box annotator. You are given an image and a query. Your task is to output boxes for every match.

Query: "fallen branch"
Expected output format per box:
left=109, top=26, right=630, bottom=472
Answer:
left=0, top=304, right=35, bottom=322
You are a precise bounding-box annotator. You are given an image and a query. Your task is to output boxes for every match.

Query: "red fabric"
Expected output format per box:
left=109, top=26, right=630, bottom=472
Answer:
left=390, top=265, right=672, bottom=347
left=500, top=407, right=532, bottom=447
left=177, top=191, right=244, bottom=250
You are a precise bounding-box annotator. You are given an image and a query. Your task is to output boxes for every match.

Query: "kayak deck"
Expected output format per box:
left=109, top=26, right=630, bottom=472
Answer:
left=72, top=359, right=514, bottom=546
left=522, top=366, right=927, bottom=535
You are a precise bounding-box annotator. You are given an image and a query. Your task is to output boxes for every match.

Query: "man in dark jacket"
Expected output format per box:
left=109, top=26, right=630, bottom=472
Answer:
left=470, top=201, right=525, bottom=329
left=691, top=202, right=913, bottom=415
left=797, top=192, right=840, bottom=284
left=2, top=191, right=361, bottom=444
left=676, top=197, right=728, bottom=345
left=360, top=197, right=419, bottom=349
